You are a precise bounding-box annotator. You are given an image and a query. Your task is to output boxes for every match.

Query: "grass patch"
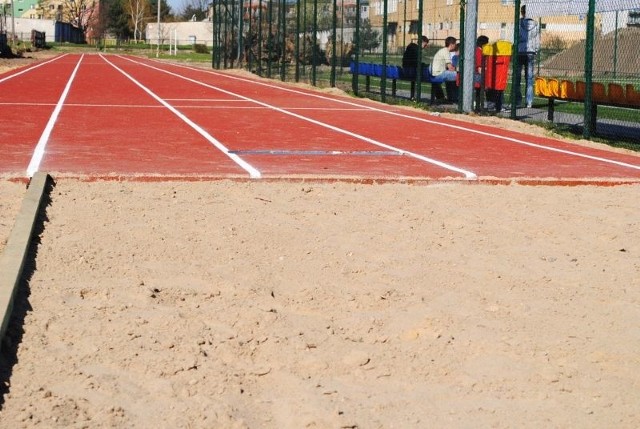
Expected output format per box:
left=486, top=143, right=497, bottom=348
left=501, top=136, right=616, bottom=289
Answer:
left=150, top=51, right=212, bottom=63
left=531, top=120, right=640, bottom=152
left=543, top=99, right=640, bottom=123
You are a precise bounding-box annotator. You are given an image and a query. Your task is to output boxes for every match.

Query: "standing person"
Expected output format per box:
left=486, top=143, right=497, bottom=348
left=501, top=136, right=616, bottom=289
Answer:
left=515, top=5, right=540, bottom=108
left=402, top=35, right=429, bottom=79
left=474, top=35, right=490, bottom=110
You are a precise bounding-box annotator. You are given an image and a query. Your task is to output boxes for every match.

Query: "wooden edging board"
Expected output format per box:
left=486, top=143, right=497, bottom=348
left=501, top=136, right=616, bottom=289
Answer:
left=0, top=172, right=51, bottom=350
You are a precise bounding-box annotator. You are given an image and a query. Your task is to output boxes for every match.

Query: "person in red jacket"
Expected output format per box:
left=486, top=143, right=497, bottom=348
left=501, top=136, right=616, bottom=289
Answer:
left=474, top=35, right=490, bottom=110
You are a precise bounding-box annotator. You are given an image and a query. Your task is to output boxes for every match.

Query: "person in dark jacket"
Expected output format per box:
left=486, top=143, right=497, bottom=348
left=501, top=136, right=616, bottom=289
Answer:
left=402, top=36, right=429, bottom=79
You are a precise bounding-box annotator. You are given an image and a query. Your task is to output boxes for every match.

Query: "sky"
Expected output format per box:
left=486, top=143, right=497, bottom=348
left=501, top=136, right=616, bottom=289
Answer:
left=168, top=0, right=187, bottom=15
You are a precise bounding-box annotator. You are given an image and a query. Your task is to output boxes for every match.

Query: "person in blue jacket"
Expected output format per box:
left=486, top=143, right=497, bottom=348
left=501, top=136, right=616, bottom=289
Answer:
left=515, top=5, right=541, bottom=108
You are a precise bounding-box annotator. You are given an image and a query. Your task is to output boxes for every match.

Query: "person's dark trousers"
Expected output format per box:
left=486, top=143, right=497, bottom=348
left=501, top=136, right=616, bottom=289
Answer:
left=445, top=81, right=458, bottom=103
left=515, top=53, right=535, bottom=107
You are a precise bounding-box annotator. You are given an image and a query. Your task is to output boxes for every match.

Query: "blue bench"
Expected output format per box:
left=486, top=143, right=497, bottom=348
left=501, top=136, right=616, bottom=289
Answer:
left=350, top=62, right=451, bottom=103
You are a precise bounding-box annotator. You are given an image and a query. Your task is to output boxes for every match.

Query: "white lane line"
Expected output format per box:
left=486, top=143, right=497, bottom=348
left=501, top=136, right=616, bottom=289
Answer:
left=0, top=102, right=57, bottom=106
left=174, top=106, right=369, bottom=111
left=119, top=56, right=477, bottom=179
left=164, top=61, right=640, bottom=172
left=26, top=55, right=83, bottom=178
left=0, top=101, right=366, bottom=111
left=163, top=98, right=250, bottom=102
left=0, top=102, right=165, bottom=108
left=99, top=54, right=261, bottom=179
left=0, top=54, right=67, bottom=84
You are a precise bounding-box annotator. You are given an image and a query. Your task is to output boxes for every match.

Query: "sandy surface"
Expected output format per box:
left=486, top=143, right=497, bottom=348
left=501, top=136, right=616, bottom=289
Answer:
left=0, top=51, right=56, bottom=74
left=2, top=52, right=640, bottom=428
left=0, top=179, right=639, bottom=428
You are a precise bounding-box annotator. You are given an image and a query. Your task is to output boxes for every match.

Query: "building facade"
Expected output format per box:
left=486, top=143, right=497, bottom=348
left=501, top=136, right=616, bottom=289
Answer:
left=366, top=0, right=615, bottom=54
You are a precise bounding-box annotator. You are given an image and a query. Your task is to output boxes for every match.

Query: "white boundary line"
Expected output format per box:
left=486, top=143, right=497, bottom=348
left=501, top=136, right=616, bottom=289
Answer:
left=159, top=60, right=640, bottom=173
left=0, top=54, right=67, bottom=84
left=163, top=98, right=250, bottom=102
left=0, top=102, right=57, bottom=106
left=1, top=102, right=165, bottom=108
left=117, top=55, right=477, bottom=180
left=26, top=55, right=83, bottom=178
left=99, top=54, right=261, bottom=179
left=0, top=102, right=361, bottom=110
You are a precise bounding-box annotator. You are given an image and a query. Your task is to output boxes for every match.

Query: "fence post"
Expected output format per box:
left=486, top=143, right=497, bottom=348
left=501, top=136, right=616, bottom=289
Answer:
left=613, top=11, right=618, bottom=78
left=212, top=3, right=217, bottom=68
left=258, top=0, right=263, bottom=76
left=510, top=0, right=521, bottom=119
left=381, top=0, right=388, bottom=101
left=583, top=0, right=596, bottom=139
left=295, top=0, right=301, bottom=82
left=331, top=0, right=338, bottom=87
left=312, top=0, right=318, bottom=86
left=280, top=0, right=286, bottom=81
left=415, top=0, right=423, bottom=102
left=267, top=0, right=273, bottom=77
left=352, top=0, right=361, bottom=95
left=238, top=0, right=243, bottom=66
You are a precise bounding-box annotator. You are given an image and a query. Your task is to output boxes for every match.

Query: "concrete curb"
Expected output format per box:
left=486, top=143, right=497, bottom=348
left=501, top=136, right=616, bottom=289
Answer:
left=0, top=172, right=51, bottom=350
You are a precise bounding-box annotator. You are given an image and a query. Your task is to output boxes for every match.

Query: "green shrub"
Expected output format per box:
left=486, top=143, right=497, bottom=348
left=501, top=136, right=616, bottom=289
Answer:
left=543, top=35, right=567, bottom=51
left=193, top=44, right=209, bottom=54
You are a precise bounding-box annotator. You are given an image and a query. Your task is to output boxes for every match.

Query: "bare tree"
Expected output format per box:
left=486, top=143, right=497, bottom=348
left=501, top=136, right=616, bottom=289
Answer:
left=179, top=0, right=208, bottom=21
left=38, top=0, right=96, bottom=31
left=126, top=0, right=146, bottom=41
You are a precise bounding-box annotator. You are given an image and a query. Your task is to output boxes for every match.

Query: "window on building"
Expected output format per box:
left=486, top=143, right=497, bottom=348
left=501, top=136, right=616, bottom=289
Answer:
left=388, top=0, right=398, bottom=13
left=374, top=1, right=383, bottom=16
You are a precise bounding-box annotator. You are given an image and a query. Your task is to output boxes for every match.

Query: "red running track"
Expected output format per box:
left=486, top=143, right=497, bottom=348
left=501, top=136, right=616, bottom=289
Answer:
left=1, top=53, right=640, bottom=184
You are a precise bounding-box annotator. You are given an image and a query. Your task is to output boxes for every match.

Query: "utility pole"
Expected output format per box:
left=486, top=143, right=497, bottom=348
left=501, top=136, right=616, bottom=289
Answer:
left=461, top=0, right=477, bottom=113
left=156, top=0, right=161, bottom=57
left=10, top=0, right=15, bottom=49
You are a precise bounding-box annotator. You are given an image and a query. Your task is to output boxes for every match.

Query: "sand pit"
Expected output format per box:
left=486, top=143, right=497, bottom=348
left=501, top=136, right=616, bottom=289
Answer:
left=0, top=179, right=639, bottom=427
left=2, top=51, right=640, bottom=427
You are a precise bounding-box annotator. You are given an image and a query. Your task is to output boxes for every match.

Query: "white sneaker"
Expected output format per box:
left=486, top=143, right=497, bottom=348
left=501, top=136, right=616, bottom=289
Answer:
left=526, top=103, right=532, bottom=108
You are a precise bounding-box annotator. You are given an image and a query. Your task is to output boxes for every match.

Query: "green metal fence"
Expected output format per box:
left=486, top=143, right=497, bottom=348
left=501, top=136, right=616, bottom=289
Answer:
left=211, top=0, right=640, bottom=144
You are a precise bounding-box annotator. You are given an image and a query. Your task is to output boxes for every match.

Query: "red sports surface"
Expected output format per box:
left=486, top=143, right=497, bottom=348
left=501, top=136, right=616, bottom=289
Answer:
left=2, top=53, right=639, bottom=184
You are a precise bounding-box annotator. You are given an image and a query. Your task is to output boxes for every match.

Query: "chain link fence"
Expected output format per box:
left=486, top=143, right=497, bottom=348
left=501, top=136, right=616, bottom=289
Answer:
left=211, top=0, right=640, bottom=144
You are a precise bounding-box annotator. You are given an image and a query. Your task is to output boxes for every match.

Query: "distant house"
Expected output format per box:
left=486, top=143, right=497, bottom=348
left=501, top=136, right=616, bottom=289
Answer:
left=146, top=21, right=214, bottom=47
